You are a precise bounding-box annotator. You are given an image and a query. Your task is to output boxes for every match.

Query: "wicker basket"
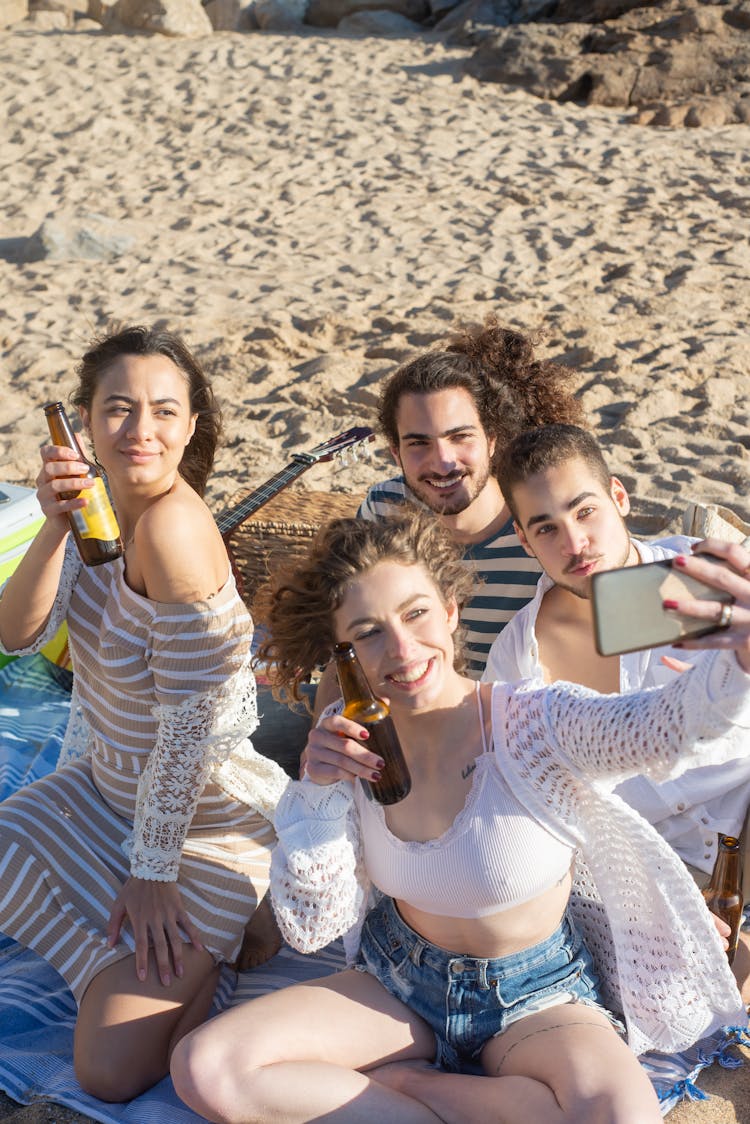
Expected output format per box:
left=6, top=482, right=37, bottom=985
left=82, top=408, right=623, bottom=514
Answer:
left=224, top=488, right=363, bottom=609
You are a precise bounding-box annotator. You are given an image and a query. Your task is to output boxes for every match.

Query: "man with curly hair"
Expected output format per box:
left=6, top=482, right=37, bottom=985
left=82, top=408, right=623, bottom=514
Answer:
left=357, top=319, right=585, bottom=676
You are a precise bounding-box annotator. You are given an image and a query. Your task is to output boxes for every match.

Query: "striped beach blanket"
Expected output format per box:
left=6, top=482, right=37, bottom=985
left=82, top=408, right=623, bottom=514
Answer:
left=0, top=653, right=747, bottom=1119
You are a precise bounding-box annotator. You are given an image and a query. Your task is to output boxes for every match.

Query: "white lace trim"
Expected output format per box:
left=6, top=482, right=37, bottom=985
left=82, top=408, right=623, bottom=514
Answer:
left=56, top=679, right=93, bottom=769
left=128, top=654, right=278, bottom=881
left=270, top=779, right=368, bottom=956
left=0, top=538, right=81, bottom=656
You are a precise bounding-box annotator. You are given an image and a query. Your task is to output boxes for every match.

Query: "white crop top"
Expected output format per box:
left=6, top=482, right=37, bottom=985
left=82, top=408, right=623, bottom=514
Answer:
left=355, top=685, right=573, bottom=918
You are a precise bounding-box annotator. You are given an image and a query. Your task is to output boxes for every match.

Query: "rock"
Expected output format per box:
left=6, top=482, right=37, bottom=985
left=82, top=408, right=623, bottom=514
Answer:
left=203, top=0, right=258, bottom=28
left=462, top=1, right=750, bottom=127
left=338, top=6, right=422, bottom=30
left=436, top=0, right=516, bottom=44
left=23, top=6, right=72, bottom=23
left=1, top=0, right=29, bottom=22
left=465, top=22, right=589, bottom=98
left=30, top=0, right=87, bottom=13
left=305, top=0, right=427, bottom=28
left=87, top=0, right=116, bottom=18
left=73, top=13, right=105, bottom=24
left=552, top=0, right=653, bottom=19
left=24, top=214, right=137, bottom=262
left=110, top=0, right=213, bottom=35
left=253, top=0, right=306, bottom=27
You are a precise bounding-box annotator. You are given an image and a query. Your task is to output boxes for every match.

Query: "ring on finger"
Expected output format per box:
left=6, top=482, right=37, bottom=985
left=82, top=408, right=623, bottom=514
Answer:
left=716, top=603, right=734, bottom=630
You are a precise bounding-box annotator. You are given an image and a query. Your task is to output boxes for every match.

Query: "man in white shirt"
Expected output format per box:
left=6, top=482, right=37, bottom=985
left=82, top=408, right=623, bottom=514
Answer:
left=482, top=423, right=750, bottom=998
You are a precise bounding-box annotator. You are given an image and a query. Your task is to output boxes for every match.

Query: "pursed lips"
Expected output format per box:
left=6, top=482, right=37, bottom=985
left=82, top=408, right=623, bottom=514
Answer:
left=564, top=555, right=602, bottom=575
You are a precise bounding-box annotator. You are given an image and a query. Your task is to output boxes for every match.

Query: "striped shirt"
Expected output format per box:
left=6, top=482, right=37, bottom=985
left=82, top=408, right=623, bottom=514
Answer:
left=358, top=477, right=541, bottom=677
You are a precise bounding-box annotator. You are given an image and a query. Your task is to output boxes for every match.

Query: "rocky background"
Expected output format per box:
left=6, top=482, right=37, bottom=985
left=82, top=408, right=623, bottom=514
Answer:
left=3, top=0, right=749, bottom=127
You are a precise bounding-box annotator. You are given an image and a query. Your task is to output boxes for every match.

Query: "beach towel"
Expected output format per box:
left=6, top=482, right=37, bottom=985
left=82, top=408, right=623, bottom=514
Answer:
left=0, top=652, right=747, bottom=1119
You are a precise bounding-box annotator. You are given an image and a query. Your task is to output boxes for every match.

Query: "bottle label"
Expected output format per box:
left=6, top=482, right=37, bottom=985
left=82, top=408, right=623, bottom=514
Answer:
left=70, top=478, right=121, bottom=541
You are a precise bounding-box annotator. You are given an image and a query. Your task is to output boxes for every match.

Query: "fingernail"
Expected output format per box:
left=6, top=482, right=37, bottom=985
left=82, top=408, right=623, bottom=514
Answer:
left=371, top=771, right=383, bottom=782
left=176, top=964, right=184, bottom=979
left=138, top=968, right=146, bottom=981
left=663, top=600, right=679, bottom=610
left=359, top=730, right=369, bottom=740
left=674, top=555, right=687, bottom=568
left=375, top=758, right=385, bottom=769
left=163, top=973, right=171, bottom=987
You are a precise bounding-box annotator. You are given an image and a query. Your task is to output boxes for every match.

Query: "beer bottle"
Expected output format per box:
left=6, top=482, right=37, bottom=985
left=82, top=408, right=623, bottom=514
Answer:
left=703, top=833, right=744, bottom=966
left=333, top=641, right=411, bottom=806
left=43, top=402, right=123, bottom=567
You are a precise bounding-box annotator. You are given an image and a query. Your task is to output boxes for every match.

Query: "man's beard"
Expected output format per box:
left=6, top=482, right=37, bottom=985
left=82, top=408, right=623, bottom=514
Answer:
left=405, top=465, right=491, bottom=517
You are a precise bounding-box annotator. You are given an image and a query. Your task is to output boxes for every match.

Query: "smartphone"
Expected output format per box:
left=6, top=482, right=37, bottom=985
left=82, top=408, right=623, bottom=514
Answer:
left=591, top=556, right=734, bottom=657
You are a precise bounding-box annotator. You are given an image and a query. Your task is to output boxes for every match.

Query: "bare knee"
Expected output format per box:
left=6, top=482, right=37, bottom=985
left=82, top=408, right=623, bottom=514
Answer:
left=75, top=1046, right=157, bottom=1103
left=171, top=1028, right=267, bottom=1123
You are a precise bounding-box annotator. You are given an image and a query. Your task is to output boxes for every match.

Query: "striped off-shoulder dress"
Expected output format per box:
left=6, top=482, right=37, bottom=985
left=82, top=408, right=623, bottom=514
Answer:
left=0, top=541, right=289, bottom=1003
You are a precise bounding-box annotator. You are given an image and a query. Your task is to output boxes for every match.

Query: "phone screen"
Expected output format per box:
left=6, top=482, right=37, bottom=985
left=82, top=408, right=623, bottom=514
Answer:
left=591, top=558, right=733, bottom=657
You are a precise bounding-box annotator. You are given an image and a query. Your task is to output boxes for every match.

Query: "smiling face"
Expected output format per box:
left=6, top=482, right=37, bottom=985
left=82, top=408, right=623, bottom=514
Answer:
left=392, top=388, right=496, bottom=517
left=511, top=456, right=634, bottom=599
left=333, top=559, right=460, bottom=713
left=79, top=353, right=197, bottom=496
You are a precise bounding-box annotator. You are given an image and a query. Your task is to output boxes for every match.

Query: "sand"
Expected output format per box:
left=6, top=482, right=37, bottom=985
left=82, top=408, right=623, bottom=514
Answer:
left=1, top=18, right=749, bottom=1123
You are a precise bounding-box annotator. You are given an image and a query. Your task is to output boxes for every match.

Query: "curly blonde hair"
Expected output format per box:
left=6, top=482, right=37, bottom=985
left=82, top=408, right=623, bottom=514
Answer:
left=254, top=511, right=475, bottom=707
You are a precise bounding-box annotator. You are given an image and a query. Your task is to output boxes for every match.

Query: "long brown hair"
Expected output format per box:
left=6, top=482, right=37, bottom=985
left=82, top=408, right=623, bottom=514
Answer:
left=71, top=325, right=222, bottom=496
left=378, top=317, right=585, bottom=469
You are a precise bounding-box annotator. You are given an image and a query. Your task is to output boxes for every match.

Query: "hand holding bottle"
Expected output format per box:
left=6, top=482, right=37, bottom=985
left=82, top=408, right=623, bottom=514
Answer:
left=36, top=443, right=97, bottom=528
left=303, top=712, right=385, bottom=789
left=42, top=402, right=122, bottom=566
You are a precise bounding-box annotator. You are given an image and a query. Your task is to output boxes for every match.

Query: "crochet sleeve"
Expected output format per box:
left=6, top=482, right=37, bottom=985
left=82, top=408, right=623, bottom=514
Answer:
left=270, top=775, right=367, bottom=954
left=130, top=591, right=260, bottom=882
left=0, top=538, right=81, bottom=656
left=501, top=649, right=750, bottom=794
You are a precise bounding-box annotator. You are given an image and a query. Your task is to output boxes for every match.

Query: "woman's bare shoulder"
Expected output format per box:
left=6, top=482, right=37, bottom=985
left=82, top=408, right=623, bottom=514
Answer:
left=134, top=486, right=228, bottom=603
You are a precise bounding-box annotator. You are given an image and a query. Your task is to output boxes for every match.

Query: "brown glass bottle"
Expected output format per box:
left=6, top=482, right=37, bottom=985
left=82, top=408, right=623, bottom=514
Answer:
left=43, top=402, right=123, bottom=567
left=703, top=833, right=744, bottom=966
left=333, top=642, right=411, bottom=806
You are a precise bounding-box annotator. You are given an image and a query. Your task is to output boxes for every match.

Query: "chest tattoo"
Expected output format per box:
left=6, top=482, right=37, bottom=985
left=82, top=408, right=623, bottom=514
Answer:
left=461, top=761, right=477, bottom=781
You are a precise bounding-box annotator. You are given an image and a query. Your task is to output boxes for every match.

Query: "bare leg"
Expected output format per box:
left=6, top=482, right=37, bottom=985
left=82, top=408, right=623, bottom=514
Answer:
left=373, top=1004, right=661, bottom=1124
left=171, top=968, right=443, bottom=1123
left=235, top=895, right=283, bottom=971
left=74, top=943, right=220, bottom=1101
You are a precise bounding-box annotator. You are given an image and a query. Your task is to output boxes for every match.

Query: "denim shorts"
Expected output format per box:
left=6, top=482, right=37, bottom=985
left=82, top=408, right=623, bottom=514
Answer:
left=354, top=895, right=620, bottom=1072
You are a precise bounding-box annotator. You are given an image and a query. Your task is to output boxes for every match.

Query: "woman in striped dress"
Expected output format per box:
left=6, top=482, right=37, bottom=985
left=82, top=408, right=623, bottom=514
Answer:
left=0, top=326, right=289, bottom=1102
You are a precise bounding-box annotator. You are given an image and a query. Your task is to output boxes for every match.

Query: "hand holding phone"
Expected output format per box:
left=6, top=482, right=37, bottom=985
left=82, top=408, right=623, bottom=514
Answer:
left=591, top=542, right=748, bottom=658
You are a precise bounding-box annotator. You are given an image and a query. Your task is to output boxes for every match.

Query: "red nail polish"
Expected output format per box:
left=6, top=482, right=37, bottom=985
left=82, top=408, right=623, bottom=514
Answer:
left=673, top=555, right=687, bottom=568
left=359, top=730, right=369, bottom=740
left=663, top=599, right=680, bottom=610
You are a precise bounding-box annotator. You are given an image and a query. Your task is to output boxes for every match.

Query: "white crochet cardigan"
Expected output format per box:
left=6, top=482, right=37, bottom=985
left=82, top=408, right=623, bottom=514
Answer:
left=270, top=651, right=750, bottom=1058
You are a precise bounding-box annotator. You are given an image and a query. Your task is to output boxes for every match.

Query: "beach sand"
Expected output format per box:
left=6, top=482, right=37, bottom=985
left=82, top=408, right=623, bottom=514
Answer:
left=1, top=18, right=749, bottom=1123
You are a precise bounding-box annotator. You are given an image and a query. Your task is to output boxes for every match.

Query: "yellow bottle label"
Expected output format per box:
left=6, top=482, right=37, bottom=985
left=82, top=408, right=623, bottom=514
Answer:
left=71, top=477, right=121, bottom=541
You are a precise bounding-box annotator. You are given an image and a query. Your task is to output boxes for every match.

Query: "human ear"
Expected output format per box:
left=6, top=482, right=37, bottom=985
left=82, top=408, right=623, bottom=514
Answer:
left=446, top=597, right=459, bottom=633
left=186, top=413, right=198, bottom=445
left=514, top=521, right=536, bottom=559
left=390, top=444, right=402, bottom=469
left=610, top=476, right=631, bottom=518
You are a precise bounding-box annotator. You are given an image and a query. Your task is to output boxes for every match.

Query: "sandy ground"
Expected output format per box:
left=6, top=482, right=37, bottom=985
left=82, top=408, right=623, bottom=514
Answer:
left=1, top=18, right=749, bottom=1124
